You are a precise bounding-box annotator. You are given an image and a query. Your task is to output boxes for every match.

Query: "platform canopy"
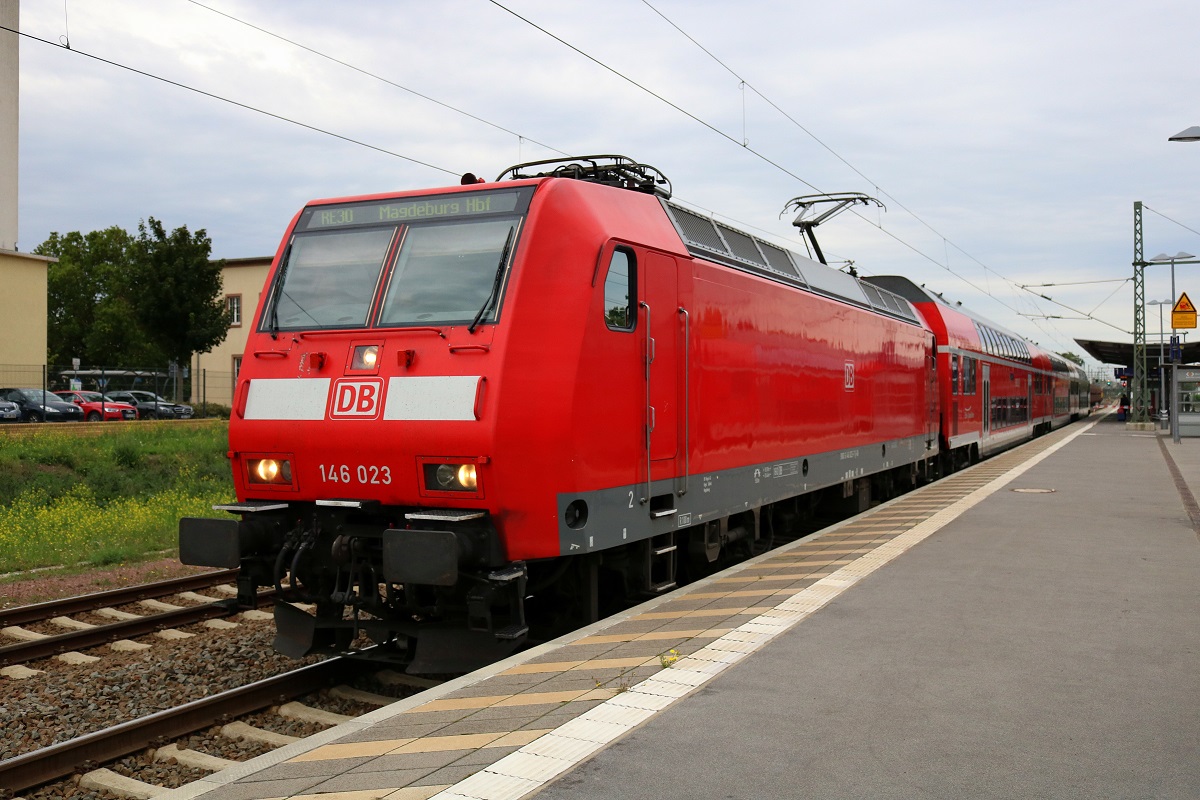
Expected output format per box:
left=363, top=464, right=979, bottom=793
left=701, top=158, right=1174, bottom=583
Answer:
left=1075, top=338, right=1200, bottom=368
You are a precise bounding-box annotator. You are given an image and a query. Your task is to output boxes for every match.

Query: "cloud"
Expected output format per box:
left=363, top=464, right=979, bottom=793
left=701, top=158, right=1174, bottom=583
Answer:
left=13, top=0, right=1200, bottom=362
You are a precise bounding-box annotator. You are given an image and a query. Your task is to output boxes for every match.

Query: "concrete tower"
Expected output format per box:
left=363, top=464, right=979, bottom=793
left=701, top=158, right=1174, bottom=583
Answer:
left=0, top=0, right=16, bottom=251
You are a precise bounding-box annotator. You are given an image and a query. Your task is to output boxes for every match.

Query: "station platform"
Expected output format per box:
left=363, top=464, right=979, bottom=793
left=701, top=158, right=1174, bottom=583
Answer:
left=166, top=413, right=1200, bottom=800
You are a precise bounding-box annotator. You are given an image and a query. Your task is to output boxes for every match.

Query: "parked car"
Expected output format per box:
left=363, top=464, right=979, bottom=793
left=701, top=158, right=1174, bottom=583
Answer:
left=0, top=388, right=86, bottom=422
left=0, top=398, right=20, bottom=423
left=105, top=390, right=194, bottom=420
left=54, top=390, right=139, bottom=422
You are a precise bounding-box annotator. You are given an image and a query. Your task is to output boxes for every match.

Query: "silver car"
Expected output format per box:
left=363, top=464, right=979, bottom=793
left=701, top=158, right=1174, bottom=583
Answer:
left=0, top=399, right=19, bottom=423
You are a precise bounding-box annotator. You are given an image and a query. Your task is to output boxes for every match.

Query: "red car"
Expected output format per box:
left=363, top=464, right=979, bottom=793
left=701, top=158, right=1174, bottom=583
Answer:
left=54, top=390, right=139, bottom=421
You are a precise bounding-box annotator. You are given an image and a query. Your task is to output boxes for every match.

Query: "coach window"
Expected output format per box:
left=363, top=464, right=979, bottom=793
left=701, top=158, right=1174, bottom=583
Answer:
left=951, top=354, right=960, bottom=395
left=604, top=248, right=636, bottom=331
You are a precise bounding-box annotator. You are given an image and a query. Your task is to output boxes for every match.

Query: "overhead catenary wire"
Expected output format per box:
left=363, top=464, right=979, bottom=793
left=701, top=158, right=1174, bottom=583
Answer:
left=484, top=0, right=826, bottom=196
left=187, top=0, right=827, bottom=257
left=492, top=0, right=1113, bottom=354
left=23, top=4, right=1130, bottom=355
left=633, top=1, right=1118, bottom=350
left=1144, top=205, right=1200, bottom=242
left=2, top=24, right=461, bottom=178
left=185, top=0, right=571, bottom=159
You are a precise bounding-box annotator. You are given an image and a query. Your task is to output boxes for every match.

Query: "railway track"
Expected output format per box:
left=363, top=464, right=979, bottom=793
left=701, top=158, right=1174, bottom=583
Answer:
left=0, top=569, right=274, bottom=671
left=0, top=657, right=442, bottom=797
left=0, top=570, right=444, bottom=797
left=0, top=569, right=241, bottom=627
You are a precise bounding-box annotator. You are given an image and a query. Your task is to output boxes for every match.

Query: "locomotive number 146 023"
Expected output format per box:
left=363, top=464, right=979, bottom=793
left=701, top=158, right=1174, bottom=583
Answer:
left=318, top=464, right=393, bottom=485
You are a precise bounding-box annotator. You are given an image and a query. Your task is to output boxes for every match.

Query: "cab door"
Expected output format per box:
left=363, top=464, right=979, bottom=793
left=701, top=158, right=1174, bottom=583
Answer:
left=641, top=251, right=679, bottom=465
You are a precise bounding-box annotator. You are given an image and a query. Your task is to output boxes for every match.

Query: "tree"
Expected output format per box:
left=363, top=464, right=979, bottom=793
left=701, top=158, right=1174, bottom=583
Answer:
left=36, top=226, right=148, bottom=365
left=1058, top=351, right=1084, bottom=366
left=127, top=218, right=230, bottom=369
left=35, top=218, right=231, bottom=370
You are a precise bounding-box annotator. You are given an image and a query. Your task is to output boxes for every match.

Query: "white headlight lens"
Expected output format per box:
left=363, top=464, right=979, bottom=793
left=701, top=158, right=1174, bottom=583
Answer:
left=255, top=459, right=280, bottom=481
left=457, top=464, right=477, bottom=490
left=353, top=345, right=380, bottom=370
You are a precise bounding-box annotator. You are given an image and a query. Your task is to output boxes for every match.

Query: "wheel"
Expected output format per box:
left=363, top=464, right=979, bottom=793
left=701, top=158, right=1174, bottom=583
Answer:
left=86, top=411, right=102, bottom=422
left=29, top=412, right=44, bottom=423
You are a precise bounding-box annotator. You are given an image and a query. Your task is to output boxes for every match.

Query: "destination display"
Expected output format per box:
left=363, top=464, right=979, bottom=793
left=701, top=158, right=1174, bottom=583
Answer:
left=299, top=190, right=527, bottom=231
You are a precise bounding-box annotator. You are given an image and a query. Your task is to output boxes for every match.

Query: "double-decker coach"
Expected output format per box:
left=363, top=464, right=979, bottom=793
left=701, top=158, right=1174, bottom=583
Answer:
left=865, top=276, right=1091, bottom=470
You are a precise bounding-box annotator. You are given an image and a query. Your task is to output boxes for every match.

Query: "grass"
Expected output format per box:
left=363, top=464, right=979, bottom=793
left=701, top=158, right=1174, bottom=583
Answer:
left=0, top=422, right=233, bottom=575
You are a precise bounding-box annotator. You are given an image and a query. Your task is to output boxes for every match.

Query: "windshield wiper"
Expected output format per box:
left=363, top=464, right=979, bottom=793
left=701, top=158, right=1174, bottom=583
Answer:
left=469, top=226, right=515, bottom=334
left=267, top=243, right=293, bottom=340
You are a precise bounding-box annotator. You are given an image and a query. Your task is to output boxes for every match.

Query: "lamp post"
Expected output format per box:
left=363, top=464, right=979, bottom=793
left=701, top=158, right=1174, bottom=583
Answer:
left=1169, top=126, right=1200, bottom=142
left=1128, top=128, right=1200, bottom=430
left=1149, top=252, right=1195, bottom=338
left=1150, top=252, right=1196, bottom=443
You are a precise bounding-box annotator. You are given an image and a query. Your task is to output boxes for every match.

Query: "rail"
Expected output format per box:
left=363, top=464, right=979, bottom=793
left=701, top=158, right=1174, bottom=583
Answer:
left=0, top=568, right=239, bottom=627
left=0, top=658, right=355, bottom=794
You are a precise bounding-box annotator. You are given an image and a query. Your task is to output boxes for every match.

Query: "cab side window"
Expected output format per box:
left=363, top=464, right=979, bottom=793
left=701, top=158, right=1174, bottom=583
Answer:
left=604, top=249, right=636, bottom=331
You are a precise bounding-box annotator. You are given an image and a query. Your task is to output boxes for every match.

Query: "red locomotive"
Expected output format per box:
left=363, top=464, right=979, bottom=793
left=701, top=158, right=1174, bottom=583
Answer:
left=180, top=156, right=1090, bottom=672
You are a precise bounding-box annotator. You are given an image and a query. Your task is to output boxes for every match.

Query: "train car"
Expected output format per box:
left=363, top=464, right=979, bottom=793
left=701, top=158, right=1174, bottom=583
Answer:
left=864, top=276, right=1090, bottom=467
left=180, top=156, right=940, bottom=671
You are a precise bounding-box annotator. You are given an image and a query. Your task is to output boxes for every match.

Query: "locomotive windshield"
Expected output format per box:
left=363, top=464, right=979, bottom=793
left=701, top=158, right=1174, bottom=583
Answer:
left=377, top=219, right=516, bottom=326
left=261, top=188, right=531, bottom=333
left=268, top=228, right=395, bottom=330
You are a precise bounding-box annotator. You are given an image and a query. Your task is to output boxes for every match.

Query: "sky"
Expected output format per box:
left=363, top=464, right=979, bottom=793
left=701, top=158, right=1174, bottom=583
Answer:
left=11, top=0, right=1200, bottom=369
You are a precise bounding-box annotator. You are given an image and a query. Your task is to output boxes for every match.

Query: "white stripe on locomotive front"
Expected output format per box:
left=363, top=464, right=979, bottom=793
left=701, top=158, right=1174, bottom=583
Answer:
left=245, top=378, right=331, bottom=420
left=242, top=376, right=481, bottom=421
left=383, top=375, right=480, bottom=421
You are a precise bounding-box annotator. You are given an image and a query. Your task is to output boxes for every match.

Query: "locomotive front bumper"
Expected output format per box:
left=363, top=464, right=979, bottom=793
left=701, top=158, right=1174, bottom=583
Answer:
left=180, top=502, right=526, bottom=671
left=179, top=503, right=501, bottom=586
left=179, top=501, right=287, bottom=569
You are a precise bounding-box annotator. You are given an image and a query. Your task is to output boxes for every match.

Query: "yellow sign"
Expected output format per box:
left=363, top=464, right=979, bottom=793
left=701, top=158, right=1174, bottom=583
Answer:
left=1173, top=291, right=1197, bottom=329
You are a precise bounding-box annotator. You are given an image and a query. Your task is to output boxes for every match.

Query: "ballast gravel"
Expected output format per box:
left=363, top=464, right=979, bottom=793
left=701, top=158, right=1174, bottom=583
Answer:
left=0, top=618, right=405, bottom=800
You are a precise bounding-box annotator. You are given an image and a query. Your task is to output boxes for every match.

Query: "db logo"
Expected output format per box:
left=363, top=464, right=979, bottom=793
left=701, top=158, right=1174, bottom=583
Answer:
left=329, top=378, right=385, bottom=419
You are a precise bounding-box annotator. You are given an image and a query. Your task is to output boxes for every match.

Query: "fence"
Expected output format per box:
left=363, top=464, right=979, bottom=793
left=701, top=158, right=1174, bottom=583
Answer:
left=0, top=364, right=235, bottom=416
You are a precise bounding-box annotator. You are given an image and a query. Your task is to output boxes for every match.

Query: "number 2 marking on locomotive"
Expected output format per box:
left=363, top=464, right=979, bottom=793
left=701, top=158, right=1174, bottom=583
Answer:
left=628, top=491, right=634, bottom=508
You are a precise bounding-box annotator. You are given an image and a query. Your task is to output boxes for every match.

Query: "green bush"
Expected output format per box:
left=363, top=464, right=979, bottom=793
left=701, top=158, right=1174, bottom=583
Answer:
left=0, top=422, right=234, bottom=574
left=192, top=402, right=232, bottom=420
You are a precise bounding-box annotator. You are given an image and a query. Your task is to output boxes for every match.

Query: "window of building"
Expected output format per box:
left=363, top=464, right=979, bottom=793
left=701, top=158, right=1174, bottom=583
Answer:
left=227, top=294, right=242, bottom=327
left=233, top=355, right=242, bottom=381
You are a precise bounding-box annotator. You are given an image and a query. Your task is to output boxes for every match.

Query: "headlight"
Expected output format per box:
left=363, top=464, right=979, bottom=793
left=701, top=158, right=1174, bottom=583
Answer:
left=424, top=462, right=478, bottom=493
left=248, top=458, right=293, bottom=485
left=352, top=345, right=380, bottom=371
